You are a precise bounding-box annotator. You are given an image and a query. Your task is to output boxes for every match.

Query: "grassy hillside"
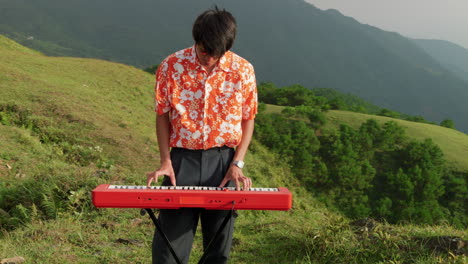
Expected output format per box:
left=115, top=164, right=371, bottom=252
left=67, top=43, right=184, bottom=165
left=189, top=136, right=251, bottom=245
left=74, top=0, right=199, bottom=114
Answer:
left=0, top=34, right=158, bottom=174
left=266, top=105, right=468, bottom=172
left=325, top=110, right=468, bottom=172
left=1, top=36, right=466, bottom=263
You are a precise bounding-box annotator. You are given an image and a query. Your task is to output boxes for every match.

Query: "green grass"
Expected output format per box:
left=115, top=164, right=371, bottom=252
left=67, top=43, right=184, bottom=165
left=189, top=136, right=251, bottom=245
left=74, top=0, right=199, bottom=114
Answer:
left=1, top=35, right=466, bottom=263
left=0, top=35, right=158, bottom=174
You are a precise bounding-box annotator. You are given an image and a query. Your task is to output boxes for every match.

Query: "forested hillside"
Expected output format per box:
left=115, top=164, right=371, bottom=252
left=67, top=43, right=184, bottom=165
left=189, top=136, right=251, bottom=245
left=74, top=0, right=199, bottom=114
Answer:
left=1, top=0, right=468, bottom=132
left=1, top=36, right=466, bottom=263
left=257, top=83, right=468, bottom=227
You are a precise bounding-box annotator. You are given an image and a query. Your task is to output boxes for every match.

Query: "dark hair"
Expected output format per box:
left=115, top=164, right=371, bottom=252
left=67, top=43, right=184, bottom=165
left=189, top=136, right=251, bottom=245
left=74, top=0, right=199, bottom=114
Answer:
left=192, top=6, right=237, bottom=57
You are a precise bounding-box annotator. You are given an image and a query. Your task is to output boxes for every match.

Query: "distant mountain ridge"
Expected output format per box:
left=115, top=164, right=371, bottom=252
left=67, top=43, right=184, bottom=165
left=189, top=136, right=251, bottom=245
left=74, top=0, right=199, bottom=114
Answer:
left=1, top=0, right=467, bottom=131
left=412, top=39, right=468, bottom=82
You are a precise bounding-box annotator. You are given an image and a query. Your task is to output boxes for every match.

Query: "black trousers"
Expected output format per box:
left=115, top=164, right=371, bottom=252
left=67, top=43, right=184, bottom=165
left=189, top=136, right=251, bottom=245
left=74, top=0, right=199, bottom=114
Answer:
left=152, top=146, right=236, bottom=264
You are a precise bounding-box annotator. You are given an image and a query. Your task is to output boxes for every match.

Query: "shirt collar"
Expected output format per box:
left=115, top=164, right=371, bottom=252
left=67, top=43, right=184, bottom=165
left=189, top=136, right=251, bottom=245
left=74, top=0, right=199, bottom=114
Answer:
left=217, top=51, right=232, bottom=72
left=190, top=45, right=232, bottom=73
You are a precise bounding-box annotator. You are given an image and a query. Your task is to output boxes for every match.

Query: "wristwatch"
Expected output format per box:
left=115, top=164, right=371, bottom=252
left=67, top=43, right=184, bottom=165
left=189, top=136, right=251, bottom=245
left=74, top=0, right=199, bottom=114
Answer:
left=232, top=160, right=245, bottom=169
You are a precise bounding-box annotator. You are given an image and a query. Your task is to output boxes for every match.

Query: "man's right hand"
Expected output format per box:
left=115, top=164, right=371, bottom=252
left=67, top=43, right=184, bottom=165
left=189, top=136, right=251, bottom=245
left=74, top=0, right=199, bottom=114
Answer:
left=146, top=160, right=176, bottom=187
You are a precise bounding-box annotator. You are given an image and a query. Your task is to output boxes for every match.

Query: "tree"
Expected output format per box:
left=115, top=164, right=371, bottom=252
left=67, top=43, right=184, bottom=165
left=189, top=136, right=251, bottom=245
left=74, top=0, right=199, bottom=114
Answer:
left=440, top=171, right=468, bottom=227
left=405, top=115, right=433, bottom=124
left=328, top=98, right=345, bottom=110
left=257, top=83, right=328, bottom=108
left=376, top=139, right=447, bottom=224
left=144, top=64, right=159, bottom=74
left=281, top=106, right=327, bottom=129
left=378, top=108, right=400, bottom=118
left=319, top=125, right=375, bottom=218
left=440, top=119, right=455, bottom=129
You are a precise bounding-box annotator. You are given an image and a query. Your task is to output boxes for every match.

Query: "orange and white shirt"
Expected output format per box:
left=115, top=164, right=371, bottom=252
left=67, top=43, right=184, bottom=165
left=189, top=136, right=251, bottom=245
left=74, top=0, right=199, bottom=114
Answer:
left=155, top=46, right=257, bottom=150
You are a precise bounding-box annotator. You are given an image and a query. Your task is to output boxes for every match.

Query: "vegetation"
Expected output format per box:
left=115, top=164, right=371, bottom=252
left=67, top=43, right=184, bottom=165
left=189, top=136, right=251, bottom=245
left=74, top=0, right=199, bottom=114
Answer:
left=257, top=83, right=468, bottom=228
left=310, top=87, right=382, bottom=114
left=1, top=36, right=466, bottom=263
left=323, top=110, right=468, bottom=171
left=144, top=64, right=159, bottom=75
left=440, top=119, right=456, bottom=129
left=258, top=82, right=461, bottom=130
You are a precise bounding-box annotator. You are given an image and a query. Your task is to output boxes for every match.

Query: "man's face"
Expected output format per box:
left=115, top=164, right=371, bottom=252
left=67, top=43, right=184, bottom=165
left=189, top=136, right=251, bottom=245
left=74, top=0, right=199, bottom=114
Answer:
left=195, top=44, right=221, bottom=68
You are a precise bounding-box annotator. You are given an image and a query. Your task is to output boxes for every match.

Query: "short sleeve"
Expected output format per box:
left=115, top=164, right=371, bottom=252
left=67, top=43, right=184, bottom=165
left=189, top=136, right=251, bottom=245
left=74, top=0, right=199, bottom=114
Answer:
left=242, top=63, right=258, bottom=120
left=154, top=61, right=171, bottom=115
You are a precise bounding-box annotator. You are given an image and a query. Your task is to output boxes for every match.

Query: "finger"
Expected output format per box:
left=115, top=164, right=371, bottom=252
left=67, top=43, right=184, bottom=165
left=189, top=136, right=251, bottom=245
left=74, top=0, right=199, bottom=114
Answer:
left=243, top=177, right=249, bottom=191
left=147, top=172, right=159, bottom=187
left=246, top=177, right=252, bottom=190
left=235, top=178, right=240, bottom=191
left=146, top=176, right=154, bottom=187
left=169, top=174, right=177, bottom=186
left=243, top=177, right=250, bottom=191
left=219, top=178, right=228, bottom=188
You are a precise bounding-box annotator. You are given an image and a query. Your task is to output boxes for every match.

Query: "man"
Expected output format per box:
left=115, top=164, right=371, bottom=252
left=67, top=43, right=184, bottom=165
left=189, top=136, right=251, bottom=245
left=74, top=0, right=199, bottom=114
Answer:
left=146, top=6, right=257, bottom=264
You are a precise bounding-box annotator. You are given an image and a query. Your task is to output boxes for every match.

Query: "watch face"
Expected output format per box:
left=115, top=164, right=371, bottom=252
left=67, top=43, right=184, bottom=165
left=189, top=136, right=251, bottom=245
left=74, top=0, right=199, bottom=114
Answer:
left=234, top=160, right=244, bottom=169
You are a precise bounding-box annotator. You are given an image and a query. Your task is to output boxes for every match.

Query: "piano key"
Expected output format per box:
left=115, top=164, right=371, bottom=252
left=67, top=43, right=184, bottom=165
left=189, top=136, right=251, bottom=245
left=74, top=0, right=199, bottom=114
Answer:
left=107, top=185, right=279, bottom=192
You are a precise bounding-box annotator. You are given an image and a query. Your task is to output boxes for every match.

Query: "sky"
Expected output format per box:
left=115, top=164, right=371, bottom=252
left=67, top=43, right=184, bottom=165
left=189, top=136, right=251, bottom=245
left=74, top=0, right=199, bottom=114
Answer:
left=305, top=0, right=468, bottom=49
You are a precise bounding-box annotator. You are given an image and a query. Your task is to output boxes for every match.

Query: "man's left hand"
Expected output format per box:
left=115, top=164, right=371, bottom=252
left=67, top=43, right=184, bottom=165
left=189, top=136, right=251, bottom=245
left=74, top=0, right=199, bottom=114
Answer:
left=219, top=165, right=252, bottom=191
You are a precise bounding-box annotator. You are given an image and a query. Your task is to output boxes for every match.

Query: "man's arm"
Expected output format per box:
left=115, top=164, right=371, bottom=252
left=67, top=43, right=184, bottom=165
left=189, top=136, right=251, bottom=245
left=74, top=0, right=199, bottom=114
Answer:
left=232, top=119, right=255, bottom=162
left=219, top=119, right=255, bottom=190
left=146, top=112, right=176, bottom=187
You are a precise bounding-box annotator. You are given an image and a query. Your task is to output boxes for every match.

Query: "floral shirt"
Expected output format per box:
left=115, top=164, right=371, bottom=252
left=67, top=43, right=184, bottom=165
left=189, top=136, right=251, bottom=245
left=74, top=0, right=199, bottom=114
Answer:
left=155, top=46, right=257, bottom=150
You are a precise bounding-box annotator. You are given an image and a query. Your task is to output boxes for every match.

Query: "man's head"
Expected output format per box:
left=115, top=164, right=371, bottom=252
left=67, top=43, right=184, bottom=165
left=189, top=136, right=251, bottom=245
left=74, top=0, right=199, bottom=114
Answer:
left=192, top=6, right=237, bottom=59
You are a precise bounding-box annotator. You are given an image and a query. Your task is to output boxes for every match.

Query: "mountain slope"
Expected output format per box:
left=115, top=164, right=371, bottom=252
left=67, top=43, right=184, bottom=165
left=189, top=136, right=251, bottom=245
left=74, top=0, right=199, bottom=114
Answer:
left=1, top=0, right=468, bottom=132
left=413, top=38, right=468, bottom=82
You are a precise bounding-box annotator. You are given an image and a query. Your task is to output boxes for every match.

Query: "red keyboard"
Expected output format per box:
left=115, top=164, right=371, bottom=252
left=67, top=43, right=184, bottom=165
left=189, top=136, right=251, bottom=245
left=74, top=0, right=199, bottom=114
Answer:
left=92, top=184, right=292, bottom=210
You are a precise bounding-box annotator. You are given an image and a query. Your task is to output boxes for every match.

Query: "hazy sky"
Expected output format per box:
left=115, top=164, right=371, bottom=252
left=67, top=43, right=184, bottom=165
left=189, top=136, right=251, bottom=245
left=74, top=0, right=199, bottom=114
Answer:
left=306, top=0, right=468, bottom=49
